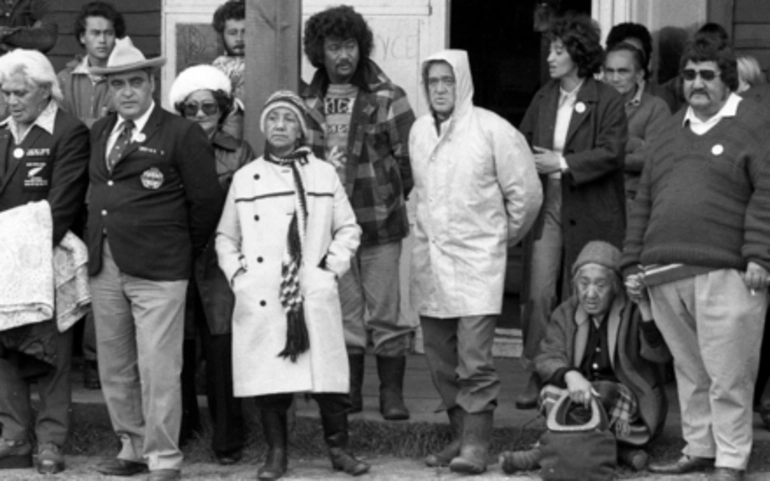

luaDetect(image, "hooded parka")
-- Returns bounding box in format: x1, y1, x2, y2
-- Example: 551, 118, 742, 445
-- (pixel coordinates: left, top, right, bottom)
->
216, 154, 361, 397
409, 50, 543, 318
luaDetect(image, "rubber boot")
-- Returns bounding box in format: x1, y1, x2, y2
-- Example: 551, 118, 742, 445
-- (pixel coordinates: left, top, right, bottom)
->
425, 407, 464, 467
515, 372, 541, 410
449, 411, 493, 474
320, 410, 370, 476
257, 409, 288, 480
376, 355, 410, 420
348, 354, 365, 413
499, 447, 541, 474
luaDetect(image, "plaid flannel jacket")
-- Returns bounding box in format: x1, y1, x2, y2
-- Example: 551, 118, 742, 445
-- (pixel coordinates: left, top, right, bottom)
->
302, 59, 415, 247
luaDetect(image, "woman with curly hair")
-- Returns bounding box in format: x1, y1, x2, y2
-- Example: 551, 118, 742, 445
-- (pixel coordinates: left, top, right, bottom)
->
168, 64, 255, 464
516, 14, 628, 411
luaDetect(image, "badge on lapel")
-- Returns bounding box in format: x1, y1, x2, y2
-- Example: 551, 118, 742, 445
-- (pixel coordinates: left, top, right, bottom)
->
141, 167, 164, 189
13, 147, 24, 159
135, 132, 146, 143
575, 101, 586, 114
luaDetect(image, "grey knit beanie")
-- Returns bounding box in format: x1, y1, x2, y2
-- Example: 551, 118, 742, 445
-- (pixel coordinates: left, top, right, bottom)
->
572, 241, 621, 277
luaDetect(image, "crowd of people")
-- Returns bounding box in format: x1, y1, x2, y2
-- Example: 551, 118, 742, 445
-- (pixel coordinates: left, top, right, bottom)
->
0, 2, 768, 481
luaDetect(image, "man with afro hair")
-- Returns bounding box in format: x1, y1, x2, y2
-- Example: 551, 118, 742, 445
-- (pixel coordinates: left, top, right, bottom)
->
302, 5, 416, 422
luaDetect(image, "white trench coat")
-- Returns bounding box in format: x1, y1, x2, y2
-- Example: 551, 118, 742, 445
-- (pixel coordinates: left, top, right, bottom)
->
216, 153, 360, 397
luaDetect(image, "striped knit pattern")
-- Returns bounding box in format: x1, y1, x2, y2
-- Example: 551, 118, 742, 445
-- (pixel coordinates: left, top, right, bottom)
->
265, 146, 311, 362
622, 101, 770, 274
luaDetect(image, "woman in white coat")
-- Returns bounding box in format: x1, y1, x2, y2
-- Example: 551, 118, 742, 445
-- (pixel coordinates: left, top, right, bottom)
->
215, 90, 367, 480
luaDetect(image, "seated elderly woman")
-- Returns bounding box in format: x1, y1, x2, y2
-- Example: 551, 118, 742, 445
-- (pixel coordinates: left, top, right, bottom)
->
500, 241, 670, 473
168, 64, 255, 464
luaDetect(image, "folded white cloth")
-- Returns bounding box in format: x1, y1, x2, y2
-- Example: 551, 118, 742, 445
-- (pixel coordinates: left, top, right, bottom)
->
0, 201, 90, 333
54, 231, 90, 332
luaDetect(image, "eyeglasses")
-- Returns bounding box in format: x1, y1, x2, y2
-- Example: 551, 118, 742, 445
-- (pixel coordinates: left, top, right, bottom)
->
183, 101, 219, 117
681, 68, 720, 81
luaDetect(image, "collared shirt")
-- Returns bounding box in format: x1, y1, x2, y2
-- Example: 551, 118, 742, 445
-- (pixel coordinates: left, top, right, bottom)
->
551, 79, 583, 178
71, 55, 105, 86
105, 101, 154, 155
4, 100, 57, 144
626, 82, 645, 109
683, 92, 741, 135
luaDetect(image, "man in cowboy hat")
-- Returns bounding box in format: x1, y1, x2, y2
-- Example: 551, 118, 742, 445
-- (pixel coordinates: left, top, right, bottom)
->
87, 37, 223, 481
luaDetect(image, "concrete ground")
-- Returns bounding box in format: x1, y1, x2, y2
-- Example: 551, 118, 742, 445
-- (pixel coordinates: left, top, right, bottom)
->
8, 354, 770, 479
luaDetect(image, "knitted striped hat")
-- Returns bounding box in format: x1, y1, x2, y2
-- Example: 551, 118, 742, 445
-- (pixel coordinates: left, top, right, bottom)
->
260, 90, 308, 139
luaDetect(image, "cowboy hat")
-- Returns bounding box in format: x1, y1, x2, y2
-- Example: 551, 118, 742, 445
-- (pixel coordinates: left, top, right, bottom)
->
89, 36, 166, 76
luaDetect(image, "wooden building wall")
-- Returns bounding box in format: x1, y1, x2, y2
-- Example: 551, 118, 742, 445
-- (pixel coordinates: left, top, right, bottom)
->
47, 0, 161, 73
710, 0, 770, 73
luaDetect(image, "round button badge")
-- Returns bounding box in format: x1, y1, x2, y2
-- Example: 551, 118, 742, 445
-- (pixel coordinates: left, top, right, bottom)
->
712, 144, 724, 156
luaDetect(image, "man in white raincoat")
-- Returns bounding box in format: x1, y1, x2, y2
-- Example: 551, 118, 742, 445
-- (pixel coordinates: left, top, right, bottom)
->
409, 49, 543, 474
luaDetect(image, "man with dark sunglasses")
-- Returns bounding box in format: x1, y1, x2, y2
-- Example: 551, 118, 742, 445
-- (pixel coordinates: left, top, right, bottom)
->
622, 37, 770, 481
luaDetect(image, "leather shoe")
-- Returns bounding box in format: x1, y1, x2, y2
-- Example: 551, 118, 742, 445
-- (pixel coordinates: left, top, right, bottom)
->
0, 438, 32, 469
34, 443, 64, 474
215, 448, 242, 465
710, 467, 744, 481
648, 454, 714, 474
95, 458, 148, 476
148, 469, 181, 481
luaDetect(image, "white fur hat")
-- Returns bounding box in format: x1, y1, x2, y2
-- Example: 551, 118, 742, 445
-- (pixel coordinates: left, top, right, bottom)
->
168, 64, 232, 108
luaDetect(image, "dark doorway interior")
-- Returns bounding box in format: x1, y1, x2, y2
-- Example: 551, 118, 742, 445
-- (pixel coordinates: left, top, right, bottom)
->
449, 0, 591, 128
448, 0, 590, 330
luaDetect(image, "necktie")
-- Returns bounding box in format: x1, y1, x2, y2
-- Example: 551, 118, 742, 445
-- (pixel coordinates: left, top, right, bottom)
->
107, 120, 135, 171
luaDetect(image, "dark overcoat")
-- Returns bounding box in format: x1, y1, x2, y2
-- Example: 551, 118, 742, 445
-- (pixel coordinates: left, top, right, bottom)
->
186, 130, 254, 336
519, 77, 627, 299
88, 105, 224, 281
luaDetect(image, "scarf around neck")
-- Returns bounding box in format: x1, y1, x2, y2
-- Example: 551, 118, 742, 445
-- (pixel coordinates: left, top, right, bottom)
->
265, 145, 311, 362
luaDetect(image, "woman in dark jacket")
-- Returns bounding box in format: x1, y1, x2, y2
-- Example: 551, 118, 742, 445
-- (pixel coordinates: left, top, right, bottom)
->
168, 64, 255, 464
516, 14, 628, 409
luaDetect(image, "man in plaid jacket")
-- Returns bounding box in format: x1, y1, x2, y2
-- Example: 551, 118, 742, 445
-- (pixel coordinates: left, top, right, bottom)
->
302, 5, 415, 421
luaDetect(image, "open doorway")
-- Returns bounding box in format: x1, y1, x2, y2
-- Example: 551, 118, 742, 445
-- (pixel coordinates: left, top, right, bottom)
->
448, 0, 590, 331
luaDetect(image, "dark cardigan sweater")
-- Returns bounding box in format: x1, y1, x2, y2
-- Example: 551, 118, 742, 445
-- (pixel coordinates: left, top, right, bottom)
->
622, 99, 770, 275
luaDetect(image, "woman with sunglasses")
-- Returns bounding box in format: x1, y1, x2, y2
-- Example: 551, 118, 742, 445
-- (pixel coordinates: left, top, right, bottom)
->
216, 90, 367, 479
516, 14, 628, 414
168, 64, 255, 464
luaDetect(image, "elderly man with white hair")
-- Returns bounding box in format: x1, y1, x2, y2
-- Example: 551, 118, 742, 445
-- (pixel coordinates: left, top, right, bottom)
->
0, 49, 90, 474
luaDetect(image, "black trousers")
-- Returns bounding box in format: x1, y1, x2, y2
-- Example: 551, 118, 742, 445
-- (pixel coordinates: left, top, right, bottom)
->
181, 281, 244, 454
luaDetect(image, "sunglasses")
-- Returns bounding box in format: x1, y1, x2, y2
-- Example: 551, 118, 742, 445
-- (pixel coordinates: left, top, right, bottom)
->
183, 101, 219, 117
681, 69, 720, 81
